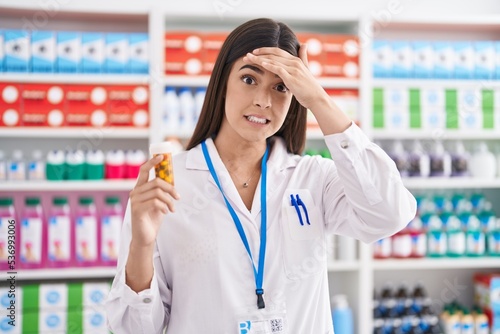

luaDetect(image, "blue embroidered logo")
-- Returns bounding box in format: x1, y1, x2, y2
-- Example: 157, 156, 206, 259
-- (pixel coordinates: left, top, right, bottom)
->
239, 321, 251, 334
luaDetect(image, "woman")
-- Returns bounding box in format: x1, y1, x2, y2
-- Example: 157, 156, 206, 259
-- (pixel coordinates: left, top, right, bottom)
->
105, 18, 416, 333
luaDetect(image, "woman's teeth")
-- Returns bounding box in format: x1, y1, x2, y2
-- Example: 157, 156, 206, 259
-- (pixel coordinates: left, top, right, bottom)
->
246, 115, 268, 124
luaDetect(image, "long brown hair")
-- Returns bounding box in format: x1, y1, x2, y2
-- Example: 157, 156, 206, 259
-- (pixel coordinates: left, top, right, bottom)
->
186, 18, 307, 154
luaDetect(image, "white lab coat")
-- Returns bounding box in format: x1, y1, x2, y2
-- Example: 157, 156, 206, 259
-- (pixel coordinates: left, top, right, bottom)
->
105, 123, 416, 334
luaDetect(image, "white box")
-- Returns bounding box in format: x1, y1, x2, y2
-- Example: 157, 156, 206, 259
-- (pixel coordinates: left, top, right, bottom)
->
475, 41, 495, 80
454, 41, 475, 79
391, 41, 413, 78
458, 106, 483, 130
83, 305, 108, 333
4, 30, 30, 72
0, 31, 4, 72
0, 314, 21, 334
39, 284, 67, 310
385, 107, 409, 130
433, 42, 454, 79
412, 41, 434, 78
82, 282, 110, 306
56, 31, 81, 73
31, 30, 56, 73
128, 33, 148, 74
105, 33, 128, 73
384, 88, 409, 108
372, 40, 393, 78
421, 88, 445, 108
422, 108, 446, 130
458, 88, 482, 112
82, 32, 104, 73
39, 310, 66, 333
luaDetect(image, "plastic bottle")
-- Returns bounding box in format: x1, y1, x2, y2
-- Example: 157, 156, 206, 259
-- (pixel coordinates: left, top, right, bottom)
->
469, 141, 497, 179
8, 149, 26, 180
85, 149, 105, 180
194, 87, 206, 122
163, 86, 181, 135
125, 149, 146, 179
75, 196, 99, 267
487, 218, 500, 256
388, 140, 409, 177
46, 150, 66, 181
407, 140, 430, 177
331, 294, 354, 334
373, 237, 392, 259
0, 197, 16, 271
460, 308, 474, 334
178, 87, 196, 133
101, 196, 123, 266
450, 140, 469, 177
19, 197, 45, 269
407, 216, 426, 258
463, 204, 485, 257
474, 308, 490, 334
105, 149, 126, 179
337, 236, 356, 261
28, 149, 46, 181
0, 150, 7, 180
443, 308, 461, 334
391, 224, 412, 258
66, 150, 85, 180
429, 141, 451, 177
446, 207, 466, 257
47, 196, 72, 268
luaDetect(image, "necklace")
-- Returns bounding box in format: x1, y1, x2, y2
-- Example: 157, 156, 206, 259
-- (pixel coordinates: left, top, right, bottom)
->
228, 168, 260, 188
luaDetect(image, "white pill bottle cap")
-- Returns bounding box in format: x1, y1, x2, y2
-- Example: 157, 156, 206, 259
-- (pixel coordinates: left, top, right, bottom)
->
149, 141, 174, 156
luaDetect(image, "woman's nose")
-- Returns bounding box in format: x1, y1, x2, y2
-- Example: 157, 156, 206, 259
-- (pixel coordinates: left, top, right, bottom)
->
253, 89, 272, 109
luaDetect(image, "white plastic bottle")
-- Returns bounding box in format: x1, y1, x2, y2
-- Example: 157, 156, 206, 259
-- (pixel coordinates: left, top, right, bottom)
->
194, 87, 206, 122
178, 87, 196, 133
28, 149, 46, 181
162, 86, 180, 135
8, 150, 26, 181
337, 236, 356, 261
429, 141, 451, 177
388, 140, 409, 177
407, 140, 430, 177
469, 141, 497, 179
0, 150, 6, 180
450, 140, 469, 177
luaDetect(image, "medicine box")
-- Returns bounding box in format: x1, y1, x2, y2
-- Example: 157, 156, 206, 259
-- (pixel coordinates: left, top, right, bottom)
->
57, 31, 81, 73
412, 41, 434, 78
433, 42, 454, 79
495, 41, 500, 80
0, 30, 4, 72
474, 41, 495, 80
373, 40, 393, 78
65, 85, 108, 127
323, 35, 360, 78
165, 31, 203, 75
202, 32, 227, 75
128, 33, 148, 74
31, 30, 56, 73
4, 30, 30, 72
107, 85, 149, 127
0, 83, 22, 127
454, 41, 475, 79
392, 41, 413, 78
105, 33, 128, 73
81, 32, 104, 73
296, 33, 325, 78
22, 84, 65, 127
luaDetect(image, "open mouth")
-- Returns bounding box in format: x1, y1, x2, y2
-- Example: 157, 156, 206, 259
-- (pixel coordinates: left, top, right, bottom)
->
245, 115, 270, 124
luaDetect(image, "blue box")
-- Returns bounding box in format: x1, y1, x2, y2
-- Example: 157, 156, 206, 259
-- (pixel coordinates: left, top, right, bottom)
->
372, 40, 393, 78
433, 42, 454, 79
392, 41, 413, 78
0, 30, 3, 72
31, 30, 56, 73
128, 33, 148, 74
496, 42, 500, 80
474, 41, 495, 80
454, 41, 475, 79
105, 33, 128, 73
82, 32, 104, 73
4, 30, 30, 72
56, 31, 81, 73
412, 41, 434, 78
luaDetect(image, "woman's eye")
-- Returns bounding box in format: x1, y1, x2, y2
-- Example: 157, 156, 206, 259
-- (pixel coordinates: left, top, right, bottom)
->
242, 75, 255, 85
275, 84, 288, 93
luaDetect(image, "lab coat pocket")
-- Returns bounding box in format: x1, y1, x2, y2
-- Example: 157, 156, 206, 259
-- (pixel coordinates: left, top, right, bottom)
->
281, 189, 325, 279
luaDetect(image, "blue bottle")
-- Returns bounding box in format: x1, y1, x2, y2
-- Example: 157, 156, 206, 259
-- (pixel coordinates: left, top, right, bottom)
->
332, 294, 354, 334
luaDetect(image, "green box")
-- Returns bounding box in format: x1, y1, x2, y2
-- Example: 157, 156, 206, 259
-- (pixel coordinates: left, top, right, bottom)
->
446, 107, 459, 129
373, 112, 384, 128
373, 88, 384, 107
482, 89, 494, 109
483, 112, 494, 129
409, 88, 420, 107
409, 112, 422, 129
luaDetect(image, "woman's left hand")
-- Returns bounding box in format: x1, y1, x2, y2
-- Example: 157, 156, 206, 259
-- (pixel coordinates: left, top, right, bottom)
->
243, 45, 328, 111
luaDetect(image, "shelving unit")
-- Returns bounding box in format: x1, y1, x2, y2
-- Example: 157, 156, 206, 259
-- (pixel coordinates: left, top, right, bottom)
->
1, 2, 499, 333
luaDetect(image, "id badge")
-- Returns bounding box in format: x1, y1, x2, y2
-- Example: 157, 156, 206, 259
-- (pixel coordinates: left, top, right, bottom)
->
236, 303, 287, 334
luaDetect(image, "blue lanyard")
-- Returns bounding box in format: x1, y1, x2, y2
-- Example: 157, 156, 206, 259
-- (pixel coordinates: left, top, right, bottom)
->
201, 139, 269, 309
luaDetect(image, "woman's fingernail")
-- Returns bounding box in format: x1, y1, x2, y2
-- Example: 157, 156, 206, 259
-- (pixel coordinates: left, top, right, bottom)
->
253, 49, 259, 54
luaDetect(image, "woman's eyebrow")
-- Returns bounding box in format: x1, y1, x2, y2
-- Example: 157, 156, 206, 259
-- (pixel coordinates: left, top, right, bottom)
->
239, 64, 279, 78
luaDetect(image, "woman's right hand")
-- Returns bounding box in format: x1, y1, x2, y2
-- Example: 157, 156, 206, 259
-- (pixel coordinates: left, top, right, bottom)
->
129, 155, 180, 248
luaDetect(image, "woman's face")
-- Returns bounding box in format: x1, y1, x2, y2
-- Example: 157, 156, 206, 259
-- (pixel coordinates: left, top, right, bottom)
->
219, 57, 293, 144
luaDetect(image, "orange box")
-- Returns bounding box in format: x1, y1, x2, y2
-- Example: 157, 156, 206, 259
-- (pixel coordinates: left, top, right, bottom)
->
165, 31, 203, 75
323, 35, 360, 78
22, 84, 65, 127
296, 32, 325, 78
0, 83, 22, 127
107, 85, 149, 127
202, 32, 228, 75
65, 85, 108, 127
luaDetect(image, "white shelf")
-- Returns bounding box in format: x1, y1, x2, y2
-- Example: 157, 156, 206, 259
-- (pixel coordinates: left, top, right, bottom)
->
371, 129, 500, 140
403, 177, 500, 189
0, 0, 151, 15
0, 180, 136, 192
10, 267, 116, 280
327, 260, 360, 272
373, 257, 500, 271
318, 78, 359, 89
0, 73, 150, 85
373, 78, 500, 89
0, 127, 149, 139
